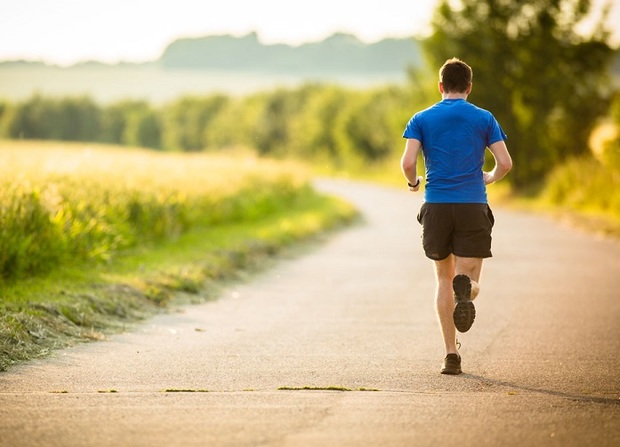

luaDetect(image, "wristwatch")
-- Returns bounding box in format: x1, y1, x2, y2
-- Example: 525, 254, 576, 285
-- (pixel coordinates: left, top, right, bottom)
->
408, 178, 421, 188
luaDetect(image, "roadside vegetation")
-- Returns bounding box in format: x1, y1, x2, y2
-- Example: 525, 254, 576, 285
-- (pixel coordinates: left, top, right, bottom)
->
537, 100, 620, 238
0, 141, 357, 371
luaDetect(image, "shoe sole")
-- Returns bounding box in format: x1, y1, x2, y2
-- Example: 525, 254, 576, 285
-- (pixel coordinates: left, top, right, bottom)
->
453, 274, 475, 333
440, 367, 462, 375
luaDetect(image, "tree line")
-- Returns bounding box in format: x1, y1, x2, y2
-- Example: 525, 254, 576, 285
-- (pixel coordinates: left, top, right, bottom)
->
0, 83, 419, 169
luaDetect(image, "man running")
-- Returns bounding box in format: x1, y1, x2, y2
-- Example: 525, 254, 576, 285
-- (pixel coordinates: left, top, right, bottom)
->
401, 57, 513, 375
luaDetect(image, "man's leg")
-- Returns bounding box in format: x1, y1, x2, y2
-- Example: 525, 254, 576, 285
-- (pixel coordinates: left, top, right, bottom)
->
433, 255, 458, 355
454, 256, 483, 300
452, 256, 484, 332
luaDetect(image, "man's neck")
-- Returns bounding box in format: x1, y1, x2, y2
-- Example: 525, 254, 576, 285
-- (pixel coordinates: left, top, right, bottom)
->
442, 92, 468, 100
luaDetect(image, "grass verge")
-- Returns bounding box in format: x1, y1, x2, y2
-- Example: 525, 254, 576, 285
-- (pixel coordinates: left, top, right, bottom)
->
0, 191, 358, 371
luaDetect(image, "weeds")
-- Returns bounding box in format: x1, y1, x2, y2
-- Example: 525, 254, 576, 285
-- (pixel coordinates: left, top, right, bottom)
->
164, 389, 209, 393
277, 386, 380, 392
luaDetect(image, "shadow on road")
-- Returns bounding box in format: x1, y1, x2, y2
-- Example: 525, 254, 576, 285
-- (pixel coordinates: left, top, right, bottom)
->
462, 374, 620, 406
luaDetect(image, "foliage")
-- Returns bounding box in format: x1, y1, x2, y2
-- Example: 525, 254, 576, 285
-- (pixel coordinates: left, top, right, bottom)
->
1, 95, 102, 141
344, 87, 408, 162
287, 85, 347, 166
161, 95, 229, 151
543, 154, 620, 214
539, 153, 620, 238
602, 91, 620, 169
122, 102, 162, 149
0, 82, 426, 171
423, 0, 616, 186
0, 141, 312, 281
251, 87, 308, 156
538, 90, 620, 233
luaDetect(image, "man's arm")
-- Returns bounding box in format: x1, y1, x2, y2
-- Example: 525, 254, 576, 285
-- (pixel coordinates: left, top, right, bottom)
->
401, 138, 423, 191
484, 140, 513, 185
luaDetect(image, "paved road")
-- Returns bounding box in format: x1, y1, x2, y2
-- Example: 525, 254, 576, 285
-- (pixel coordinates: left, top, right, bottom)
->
1, 179, 619, 447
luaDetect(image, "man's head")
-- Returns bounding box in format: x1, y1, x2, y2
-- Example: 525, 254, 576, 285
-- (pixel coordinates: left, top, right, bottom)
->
439, 58, 472, 94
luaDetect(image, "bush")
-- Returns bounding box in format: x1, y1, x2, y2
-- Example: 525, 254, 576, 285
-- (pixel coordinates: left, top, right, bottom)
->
542, 155, 620, 217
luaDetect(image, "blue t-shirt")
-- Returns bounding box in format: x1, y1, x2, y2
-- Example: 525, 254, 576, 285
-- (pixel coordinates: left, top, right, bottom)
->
403, 99, 507, 203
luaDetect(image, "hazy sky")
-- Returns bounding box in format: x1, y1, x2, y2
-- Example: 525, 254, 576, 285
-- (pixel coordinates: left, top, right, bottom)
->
1, 0, 618, 66
0, 0, 439, 65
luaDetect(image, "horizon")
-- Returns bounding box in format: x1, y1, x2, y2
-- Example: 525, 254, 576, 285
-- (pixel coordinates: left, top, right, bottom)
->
0, 0, 439, 67
0, 31, 422, 67
2, 0, 618, 67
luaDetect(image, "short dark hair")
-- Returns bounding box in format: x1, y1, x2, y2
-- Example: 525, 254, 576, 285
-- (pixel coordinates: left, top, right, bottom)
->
439, 58, 472, 93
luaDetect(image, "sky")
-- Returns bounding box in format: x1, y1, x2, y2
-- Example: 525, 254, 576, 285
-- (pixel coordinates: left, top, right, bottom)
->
1, 0, 618, 66
0, 0, 439, 65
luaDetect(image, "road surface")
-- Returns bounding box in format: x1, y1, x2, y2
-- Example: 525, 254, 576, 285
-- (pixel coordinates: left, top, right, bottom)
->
1, 179, 619, 447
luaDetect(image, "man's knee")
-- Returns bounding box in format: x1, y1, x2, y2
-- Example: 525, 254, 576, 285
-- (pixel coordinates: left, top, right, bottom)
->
434, 255, 455, 281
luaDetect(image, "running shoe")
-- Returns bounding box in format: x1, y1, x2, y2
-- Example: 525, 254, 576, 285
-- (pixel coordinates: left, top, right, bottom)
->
453, 274, 476, 333
440, 353, 462, 375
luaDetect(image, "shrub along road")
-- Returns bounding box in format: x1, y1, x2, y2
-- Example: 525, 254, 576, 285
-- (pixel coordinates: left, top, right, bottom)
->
0, 179, 618, 447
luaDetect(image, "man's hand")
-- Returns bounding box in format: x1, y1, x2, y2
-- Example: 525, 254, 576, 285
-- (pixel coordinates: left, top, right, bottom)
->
483, 172, 494, 185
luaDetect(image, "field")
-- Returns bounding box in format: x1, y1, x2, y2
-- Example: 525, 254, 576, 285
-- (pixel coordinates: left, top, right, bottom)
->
0, 141, 357, 370
0, 64, 405, 104
0, 140, 317, 278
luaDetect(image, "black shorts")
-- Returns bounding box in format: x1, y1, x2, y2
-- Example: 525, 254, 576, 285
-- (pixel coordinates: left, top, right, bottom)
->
417, 203, 495, 260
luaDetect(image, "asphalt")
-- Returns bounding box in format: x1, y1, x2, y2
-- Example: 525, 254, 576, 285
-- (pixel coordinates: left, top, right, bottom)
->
1, 178, 619, 447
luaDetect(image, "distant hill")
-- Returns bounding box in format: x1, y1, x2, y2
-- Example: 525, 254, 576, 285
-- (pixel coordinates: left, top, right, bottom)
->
158, 32, 423, 73
0, 32, 423, 74
0, 33, 421, 103
0, 33, 423, 103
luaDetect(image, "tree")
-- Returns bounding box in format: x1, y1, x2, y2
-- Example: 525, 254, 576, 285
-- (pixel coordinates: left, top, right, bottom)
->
100, 100, 142, 145
56, 97, 101, 141
343, 86, 410, 163
423, 0, 615, 186
251, 86, 316, 157
162, 96, 229, 152
288, 85, 349, 163
4, 95, 56, 139
123, 106, 162, 150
